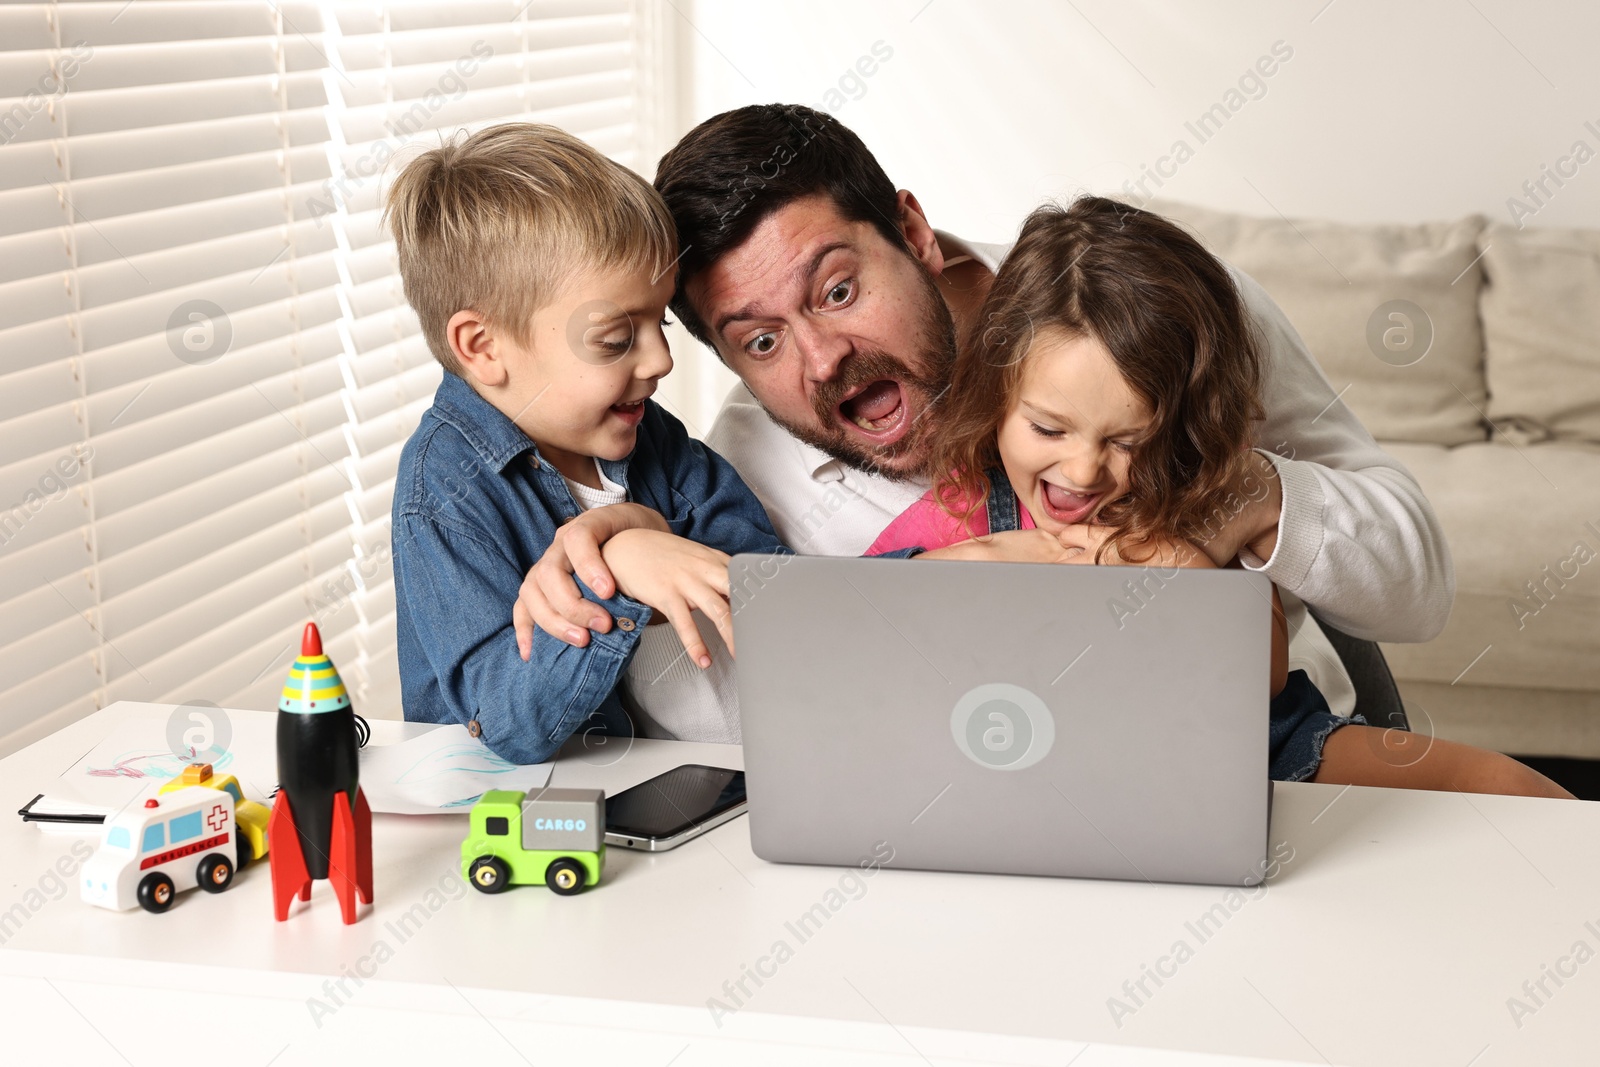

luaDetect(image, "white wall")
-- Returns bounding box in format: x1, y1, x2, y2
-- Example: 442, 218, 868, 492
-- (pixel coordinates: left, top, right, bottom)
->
679, 0, 1600, 235
658, 0, 1600, 428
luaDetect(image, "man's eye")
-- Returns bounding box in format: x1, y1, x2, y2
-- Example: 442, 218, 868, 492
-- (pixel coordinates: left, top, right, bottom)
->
1028, 422, 1063, 439
660, 316, 674, 328
746, 332, 779, 357
1112, 440, 1135, 454
823, 280, 854, 306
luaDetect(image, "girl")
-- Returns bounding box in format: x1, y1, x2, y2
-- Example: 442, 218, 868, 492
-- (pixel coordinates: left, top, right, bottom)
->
872, 196, 1570, 798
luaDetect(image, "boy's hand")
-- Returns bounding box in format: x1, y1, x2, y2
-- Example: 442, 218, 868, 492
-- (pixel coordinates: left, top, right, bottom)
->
920, 528, 1090, 564
601, 529, 733, 669
514, 503, 669, 660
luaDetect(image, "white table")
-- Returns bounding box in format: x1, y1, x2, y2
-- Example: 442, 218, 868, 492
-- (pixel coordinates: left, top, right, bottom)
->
3, 701, 1597, 1066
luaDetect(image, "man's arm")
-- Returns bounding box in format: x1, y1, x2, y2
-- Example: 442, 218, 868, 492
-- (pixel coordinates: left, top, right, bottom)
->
1224, 268, 1455, 643
397, 511, 648, 764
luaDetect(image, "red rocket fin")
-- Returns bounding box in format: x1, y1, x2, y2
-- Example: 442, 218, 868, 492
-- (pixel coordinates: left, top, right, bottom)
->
354, 787, 373, 905
328, 794, 356, 924
268, 791, 311, 921
328, 790, 372, 924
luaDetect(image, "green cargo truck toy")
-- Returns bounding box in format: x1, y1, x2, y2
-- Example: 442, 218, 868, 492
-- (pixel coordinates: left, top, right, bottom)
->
461, 788, 605, 896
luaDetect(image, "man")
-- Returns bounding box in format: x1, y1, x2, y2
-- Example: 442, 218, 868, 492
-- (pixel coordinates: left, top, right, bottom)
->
516, 104, 1453, 694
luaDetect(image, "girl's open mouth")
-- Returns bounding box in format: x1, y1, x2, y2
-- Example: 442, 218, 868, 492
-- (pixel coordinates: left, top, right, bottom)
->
836, 379, 909, 443
1039, 480, 1102, 525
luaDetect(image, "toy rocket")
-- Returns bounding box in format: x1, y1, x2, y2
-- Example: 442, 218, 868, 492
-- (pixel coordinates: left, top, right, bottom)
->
268, 622, 373, 924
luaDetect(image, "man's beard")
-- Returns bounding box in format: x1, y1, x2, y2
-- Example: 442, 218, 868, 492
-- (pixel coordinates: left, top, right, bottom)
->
762, 266, 957, 483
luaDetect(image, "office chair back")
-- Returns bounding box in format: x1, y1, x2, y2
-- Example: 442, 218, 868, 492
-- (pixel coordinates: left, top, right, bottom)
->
1315, 618, 1410, 733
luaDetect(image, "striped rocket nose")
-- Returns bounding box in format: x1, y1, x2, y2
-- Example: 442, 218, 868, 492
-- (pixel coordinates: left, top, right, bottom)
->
278, 643, 351, 714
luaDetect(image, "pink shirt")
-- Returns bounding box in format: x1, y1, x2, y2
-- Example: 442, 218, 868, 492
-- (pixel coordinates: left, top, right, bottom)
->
867, 487, 1036, 555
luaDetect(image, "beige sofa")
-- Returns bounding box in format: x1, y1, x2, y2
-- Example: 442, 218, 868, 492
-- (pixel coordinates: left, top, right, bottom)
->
1150, 200, 1600, 758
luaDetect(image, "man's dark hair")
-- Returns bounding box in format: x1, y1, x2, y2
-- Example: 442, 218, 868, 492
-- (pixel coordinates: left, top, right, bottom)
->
654, 104, 906, 344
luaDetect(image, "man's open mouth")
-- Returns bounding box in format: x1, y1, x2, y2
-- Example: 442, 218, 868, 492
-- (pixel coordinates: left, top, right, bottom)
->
836, 379, 909, 443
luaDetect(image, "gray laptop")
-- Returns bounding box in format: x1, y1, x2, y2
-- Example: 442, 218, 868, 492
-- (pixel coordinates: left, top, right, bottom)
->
730, 554, 1274, 887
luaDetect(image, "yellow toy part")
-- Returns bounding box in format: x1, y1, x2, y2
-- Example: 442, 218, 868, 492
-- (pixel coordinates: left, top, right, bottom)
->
160, 763, 270, 863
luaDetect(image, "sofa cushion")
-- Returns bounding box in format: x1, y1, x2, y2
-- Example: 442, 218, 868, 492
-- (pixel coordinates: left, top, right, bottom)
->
1380, 441, 1600, 694
1480, 223, 1600, 445
1148, 200, 1490, 447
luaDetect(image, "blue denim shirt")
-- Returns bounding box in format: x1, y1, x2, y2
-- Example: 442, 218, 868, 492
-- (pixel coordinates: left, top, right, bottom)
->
392, 372, 791, 764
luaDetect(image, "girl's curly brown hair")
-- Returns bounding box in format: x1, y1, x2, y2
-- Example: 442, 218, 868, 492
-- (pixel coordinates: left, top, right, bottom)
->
930, 196, 1266, 562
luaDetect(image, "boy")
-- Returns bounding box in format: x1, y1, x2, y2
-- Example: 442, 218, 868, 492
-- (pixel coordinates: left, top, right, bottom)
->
384, 123, 790, 764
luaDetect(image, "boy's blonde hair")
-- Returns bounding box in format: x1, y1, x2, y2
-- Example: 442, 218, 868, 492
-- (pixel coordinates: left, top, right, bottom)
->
384, 123, 677, 375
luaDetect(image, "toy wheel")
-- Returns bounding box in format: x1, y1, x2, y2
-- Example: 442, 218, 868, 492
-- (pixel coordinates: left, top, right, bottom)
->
137, 872, 176, 913
198, 853, 233, 893
236, 834, 251, 870
468, 856, 511, 894
545, 857, 586, 896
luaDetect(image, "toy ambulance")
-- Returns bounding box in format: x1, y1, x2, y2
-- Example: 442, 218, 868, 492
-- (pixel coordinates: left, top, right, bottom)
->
81, 786, 244, 912
461, 788, 605, 896
158, 762, 269, 866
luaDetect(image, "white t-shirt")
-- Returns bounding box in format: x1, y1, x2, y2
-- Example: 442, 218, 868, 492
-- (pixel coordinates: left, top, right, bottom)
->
701, 233, 1461, 720
557, 459, 742, 743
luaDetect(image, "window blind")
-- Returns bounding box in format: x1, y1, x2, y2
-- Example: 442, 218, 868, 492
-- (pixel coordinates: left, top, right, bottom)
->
0, 0, 674, 754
